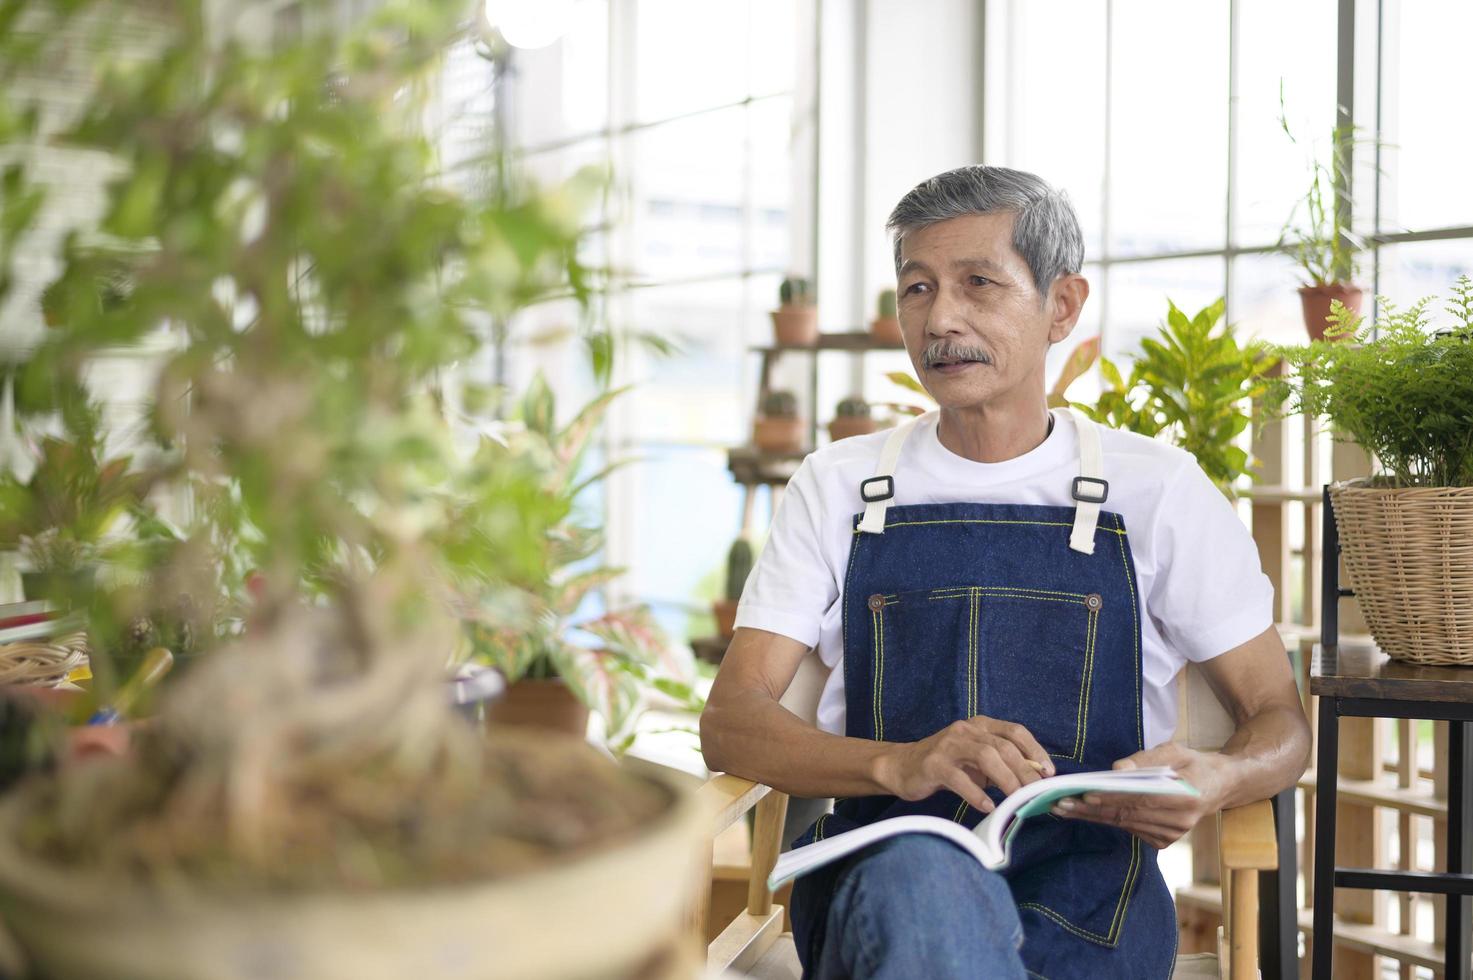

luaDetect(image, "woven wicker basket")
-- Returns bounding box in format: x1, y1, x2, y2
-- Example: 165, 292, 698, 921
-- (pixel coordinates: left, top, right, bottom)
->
1329, 480, 1473, 666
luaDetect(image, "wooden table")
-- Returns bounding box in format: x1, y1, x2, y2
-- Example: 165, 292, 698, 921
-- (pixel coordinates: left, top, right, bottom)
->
1311, 488, 1473, 980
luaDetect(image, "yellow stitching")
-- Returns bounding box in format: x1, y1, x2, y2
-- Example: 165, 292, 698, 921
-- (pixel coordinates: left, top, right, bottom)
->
1077, 609, 1098, 758
1107, 837, 1143, 943
1078, 613, 1090, 754
872, 607, 883, 736
815, 813, 830, 841
871, 607, 882, 741
1018, 836, 1141, 947
953, 799, 969, 823
1113, 512, 1143, 748
969, 587, 979, 719
929, 585, 1088, 600
852, 519, 1129, 534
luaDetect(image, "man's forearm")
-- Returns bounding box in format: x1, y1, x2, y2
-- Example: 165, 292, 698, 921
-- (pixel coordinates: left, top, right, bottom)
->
1213, 703, 1312, 809
700, 688, 896, 799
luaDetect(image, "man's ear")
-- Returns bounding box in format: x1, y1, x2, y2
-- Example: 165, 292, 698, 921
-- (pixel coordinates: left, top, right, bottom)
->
1046, 273, 1090, 344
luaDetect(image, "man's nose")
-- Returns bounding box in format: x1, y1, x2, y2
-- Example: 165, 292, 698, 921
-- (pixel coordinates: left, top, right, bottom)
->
925, 283, 970, 338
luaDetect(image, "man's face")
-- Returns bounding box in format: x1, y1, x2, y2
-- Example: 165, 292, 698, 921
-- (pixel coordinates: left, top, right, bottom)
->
896, 212, 1078, 411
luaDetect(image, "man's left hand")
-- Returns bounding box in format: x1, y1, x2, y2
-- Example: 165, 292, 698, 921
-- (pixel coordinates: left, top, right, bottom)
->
1050, 742, 1225, 849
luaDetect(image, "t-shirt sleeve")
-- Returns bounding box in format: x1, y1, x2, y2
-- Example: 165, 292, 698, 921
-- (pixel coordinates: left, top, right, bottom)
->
733, 458, 838, 649
1146, 459, 1276, 663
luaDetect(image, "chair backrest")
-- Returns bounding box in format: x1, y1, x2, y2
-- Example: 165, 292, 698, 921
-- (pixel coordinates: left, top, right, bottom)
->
778, 650, 1237, 752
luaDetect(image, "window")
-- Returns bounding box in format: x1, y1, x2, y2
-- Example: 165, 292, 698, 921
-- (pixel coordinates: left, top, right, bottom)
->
984, 0, 1472, 361
485, 0, 805, 640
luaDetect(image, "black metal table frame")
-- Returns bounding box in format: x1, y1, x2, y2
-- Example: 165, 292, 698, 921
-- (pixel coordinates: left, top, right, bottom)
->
1311, 486, 1473, 980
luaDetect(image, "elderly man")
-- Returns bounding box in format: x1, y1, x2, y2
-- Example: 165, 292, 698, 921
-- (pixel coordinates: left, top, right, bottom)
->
699, 165, 1311, 979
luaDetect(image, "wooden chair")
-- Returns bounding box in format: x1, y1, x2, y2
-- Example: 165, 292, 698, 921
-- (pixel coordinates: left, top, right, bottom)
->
696, 650, 1280, 980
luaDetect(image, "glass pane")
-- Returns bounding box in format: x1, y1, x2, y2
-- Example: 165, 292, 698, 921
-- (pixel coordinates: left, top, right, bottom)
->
748, 0, 797, 97
1103, 257, 1227, 364
635, 0, 749, 122
627, 107, 746, 281
624, 278, 748, 444
1375, 240, 1473, 333
749, 97, 794, 273
1384, 2, 1473, 231
998, 0, 1107, 257
1233, 0, 1337, 247
506, 0, 610, 148
615, 444, 744, 618
1230, 251, 1315, 346
1108, 1, 1230, 256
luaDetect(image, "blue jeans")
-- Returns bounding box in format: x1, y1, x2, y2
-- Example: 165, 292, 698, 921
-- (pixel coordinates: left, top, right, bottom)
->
795, 835, 1027, 980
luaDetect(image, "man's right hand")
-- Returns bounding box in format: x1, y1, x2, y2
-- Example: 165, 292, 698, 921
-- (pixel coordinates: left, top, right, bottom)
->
872, 717, 1055, 814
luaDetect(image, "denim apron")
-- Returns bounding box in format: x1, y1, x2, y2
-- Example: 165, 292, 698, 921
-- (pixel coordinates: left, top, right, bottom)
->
789, 409, 1177, 980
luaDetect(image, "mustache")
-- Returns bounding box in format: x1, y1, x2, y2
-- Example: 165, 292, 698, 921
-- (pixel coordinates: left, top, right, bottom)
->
922, 340, 993, 369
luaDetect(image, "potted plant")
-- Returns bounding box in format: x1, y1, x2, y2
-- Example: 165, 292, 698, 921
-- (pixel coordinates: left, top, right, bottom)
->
828, 395, 878, 441
753, 389, 804, 454
1270, 278, 1473, 665
471, 378, 700, 746
1279, 121, 1366, 340
0, 412, 144, 605
711, 537, 752, 639
870, 288, 901, 345
0, 4, 703, 978
1078, 300, 1276, 495
771, 275, 819, 346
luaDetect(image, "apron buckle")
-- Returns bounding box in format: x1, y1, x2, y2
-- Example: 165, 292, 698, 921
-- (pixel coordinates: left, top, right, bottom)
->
1072, 475, 1109, 504
860, 475, 895, 503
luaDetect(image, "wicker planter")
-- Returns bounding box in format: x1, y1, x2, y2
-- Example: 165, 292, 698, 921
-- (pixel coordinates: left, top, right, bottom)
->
0, 765, 701, 980
1329, 480, 1473, 665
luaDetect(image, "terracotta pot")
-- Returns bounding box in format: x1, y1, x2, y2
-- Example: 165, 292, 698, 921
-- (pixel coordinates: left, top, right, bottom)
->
828, 416, 878, 442
1298, 282, 1364, 341
753, 416, 804, 454
484, 677, 589, 738
869, 316, 902, 346
712, 599, 737, 638
770, 306, 819, 346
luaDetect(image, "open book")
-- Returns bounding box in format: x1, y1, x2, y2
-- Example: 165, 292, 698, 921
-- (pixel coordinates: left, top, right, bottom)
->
768, 766, 1197, 891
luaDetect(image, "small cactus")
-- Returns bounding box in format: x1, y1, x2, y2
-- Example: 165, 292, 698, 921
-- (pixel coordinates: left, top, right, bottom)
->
779, 276, 813, 307
724, 538, 754, 602
760, 389, 799, 418
876, 288, 897, 319
835, 396, 871, 418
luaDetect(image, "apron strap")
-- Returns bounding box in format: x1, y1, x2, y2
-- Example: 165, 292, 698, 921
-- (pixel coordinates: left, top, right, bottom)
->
856, 408, 1108, 548
1066, 407, 1109, 555
855, 412, 929, 534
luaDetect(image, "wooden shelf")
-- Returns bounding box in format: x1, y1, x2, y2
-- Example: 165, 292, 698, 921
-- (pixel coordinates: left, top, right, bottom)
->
1241, 485, 1325, 504
1177, 882, 1442, 971
1298, 770, 1448, 819
751, 332, 905, 354
727, 446, 806, 486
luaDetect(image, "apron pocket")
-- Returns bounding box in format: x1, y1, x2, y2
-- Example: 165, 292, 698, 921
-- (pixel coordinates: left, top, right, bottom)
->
1007, 817, 1147, 949
972, 588, 1099, 761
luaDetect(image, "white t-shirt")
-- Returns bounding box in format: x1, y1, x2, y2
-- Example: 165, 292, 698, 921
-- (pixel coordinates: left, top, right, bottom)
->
734, 409, 1274, 749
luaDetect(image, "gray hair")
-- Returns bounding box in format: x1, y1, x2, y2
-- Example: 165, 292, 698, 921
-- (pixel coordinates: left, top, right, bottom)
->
886, 166, 1085, 295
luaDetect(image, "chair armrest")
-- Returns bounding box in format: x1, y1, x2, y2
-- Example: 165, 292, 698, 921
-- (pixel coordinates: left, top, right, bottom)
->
1218, 798, 1277, 871
696, 773, 770, 836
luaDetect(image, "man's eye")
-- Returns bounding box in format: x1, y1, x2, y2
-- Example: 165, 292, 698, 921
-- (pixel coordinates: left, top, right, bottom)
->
969, 275, 991, 287
903, 282, 929, 295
